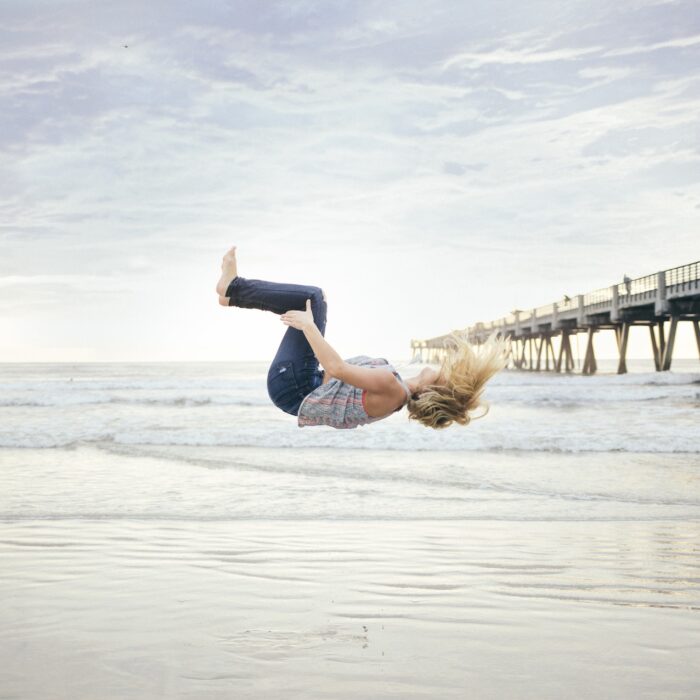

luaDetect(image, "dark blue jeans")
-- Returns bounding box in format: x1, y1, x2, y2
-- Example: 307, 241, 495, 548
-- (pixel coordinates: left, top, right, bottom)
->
225, 276, 328, 415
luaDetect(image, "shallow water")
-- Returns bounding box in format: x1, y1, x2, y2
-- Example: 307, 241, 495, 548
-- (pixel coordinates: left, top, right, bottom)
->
1, 361, 699, 698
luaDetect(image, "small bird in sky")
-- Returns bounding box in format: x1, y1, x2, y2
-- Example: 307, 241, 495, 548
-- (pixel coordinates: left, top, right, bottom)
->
123, 44, 128, 48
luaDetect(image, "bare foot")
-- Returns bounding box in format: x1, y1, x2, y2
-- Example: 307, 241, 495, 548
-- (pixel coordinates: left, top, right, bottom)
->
216, 246, 238, 297
218, 295, 230, 306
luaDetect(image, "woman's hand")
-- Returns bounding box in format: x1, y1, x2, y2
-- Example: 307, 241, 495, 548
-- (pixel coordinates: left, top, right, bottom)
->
280, 299, 315, 331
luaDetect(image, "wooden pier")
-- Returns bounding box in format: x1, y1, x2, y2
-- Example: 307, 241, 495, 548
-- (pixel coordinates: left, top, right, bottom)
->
410, 261, 700, 374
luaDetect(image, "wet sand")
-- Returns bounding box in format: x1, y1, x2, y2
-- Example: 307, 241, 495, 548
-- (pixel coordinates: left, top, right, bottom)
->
1, 445, 699, 699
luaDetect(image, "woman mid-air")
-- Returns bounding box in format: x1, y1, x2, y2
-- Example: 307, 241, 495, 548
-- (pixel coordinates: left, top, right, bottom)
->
216, 247, 507, 430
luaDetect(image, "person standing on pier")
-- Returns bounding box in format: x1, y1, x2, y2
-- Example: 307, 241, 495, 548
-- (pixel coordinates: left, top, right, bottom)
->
623, 274, 632, 295
216, 247, 508, 430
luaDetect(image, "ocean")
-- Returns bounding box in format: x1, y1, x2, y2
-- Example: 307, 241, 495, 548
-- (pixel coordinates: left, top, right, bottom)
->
1, 359, 699, 698
1, 358, 698, 454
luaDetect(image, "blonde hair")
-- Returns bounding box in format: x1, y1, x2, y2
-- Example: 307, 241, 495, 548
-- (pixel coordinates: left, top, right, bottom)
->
407, 332, 509, 430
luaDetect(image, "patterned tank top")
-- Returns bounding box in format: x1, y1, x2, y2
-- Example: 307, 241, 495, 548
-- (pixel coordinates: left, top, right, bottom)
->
297, 355, 411, 429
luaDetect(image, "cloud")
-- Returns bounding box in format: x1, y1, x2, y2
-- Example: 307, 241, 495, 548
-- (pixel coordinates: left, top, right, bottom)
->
442, 44, 603, 70
578, 66, 634, 81
442, 30, 700, 72
604, 32, 700, 57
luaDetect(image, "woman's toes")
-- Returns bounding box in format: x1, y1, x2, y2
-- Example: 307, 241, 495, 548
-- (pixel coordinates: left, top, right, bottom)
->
218, 295, 230, 307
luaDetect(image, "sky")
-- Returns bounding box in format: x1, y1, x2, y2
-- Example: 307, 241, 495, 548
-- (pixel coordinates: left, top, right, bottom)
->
1, 0, 699, 363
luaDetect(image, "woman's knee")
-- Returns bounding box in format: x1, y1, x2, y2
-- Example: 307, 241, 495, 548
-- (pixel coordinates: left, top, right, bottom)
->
307, 286, 325, 304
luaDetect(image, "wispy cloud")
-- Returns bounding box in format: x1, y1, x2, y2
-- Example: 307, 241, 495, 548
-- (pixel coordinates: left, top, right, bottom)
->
605, 32, 700, 56
578, 66, 635, 81
442, 44, 602, 70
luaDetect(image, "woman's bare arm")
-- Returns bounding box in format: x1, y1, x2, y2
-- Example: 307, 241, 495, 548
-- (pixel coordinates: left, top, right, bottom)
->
331, 362, 397, 393
301, 323, 344, 374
